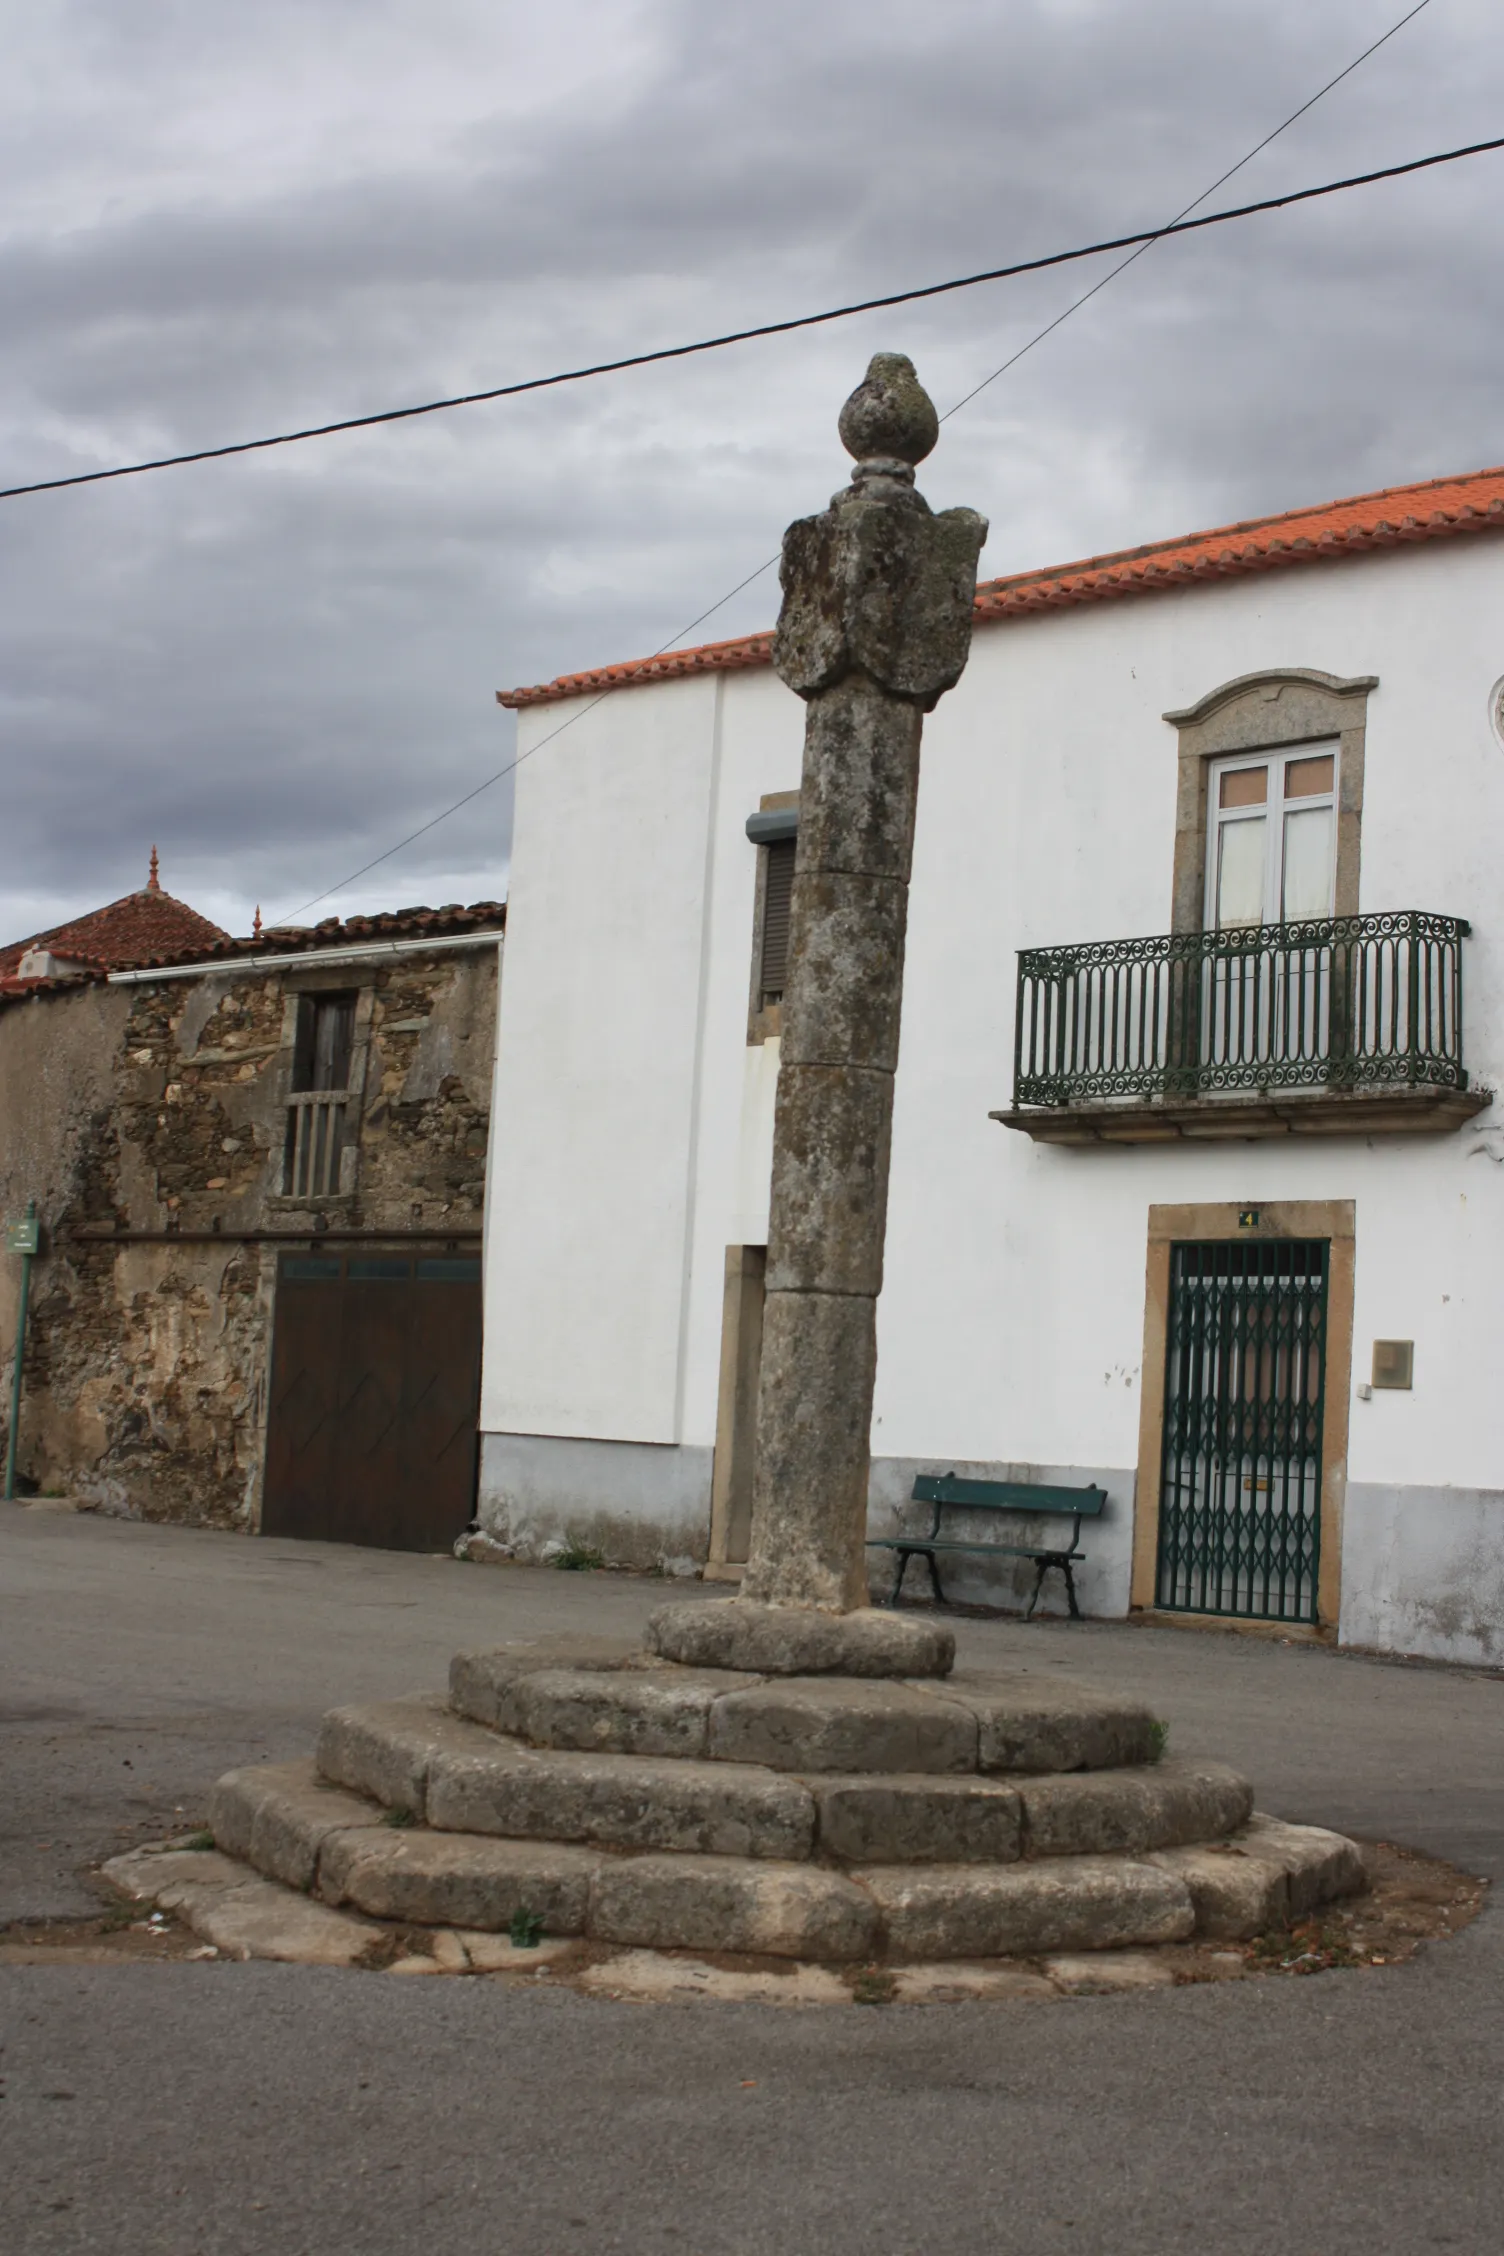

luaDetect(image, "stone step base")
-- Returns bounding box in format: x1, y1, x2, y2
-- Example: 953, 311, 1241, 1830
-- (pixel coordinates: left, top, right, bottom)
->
207, 1758, 1362, 1959
100, 1845, 1359, 2004
449, 1641, 1162, 1775
307, 1697, 1252, 1864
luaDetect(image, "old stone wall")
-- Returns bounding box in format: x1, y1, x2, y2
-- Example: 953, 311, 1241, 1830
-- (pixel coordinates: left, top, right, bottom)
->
0, 942, 499, 1526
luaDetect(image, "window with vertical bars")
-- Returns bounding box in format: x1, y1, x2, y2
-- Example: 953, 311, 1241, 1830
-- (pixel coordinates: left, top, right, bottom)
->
759, 837, 796, 1003
285, 991, 358, 1198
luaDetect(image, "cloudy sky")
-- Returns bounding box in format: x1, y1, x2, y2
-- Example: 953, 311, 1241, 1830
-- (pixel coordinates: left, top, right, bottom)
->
1, 0, 1500, 944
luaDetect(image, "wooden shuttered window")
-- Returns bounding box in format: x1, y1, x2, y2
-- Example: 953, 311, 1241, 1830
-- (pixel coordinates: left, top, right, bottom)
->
291, 992, 357, 1093
759, 836, 796, 1002
285, 991, 358, 1199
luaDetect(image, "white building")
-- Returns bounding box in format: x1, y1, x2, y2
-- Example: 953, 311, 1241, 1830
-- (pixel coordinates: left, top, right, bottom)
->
480, 463, 1504, 1668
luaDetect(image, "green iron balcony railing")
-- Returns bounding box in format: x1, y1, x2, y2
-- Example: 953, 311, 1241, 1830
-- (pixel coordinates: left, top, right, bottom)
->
1012, 911, 1470, 1110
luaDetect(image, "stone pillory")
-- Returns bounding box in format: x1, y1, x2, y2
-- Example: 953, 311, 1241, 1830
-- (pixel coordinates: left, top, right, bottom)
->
652, 352, 986, 1673
188, 360, 1370, 1971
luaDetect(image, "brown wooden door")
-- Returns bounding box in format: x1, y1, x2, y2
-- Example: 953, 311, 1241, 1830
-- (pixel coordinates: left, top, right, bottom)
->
262, 1251, 482, 1551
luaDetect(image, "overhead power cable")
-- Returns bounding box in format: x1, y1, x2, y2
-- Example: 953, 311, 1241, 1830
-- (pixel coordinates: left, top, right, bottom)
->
275, 5, 1453, 921
7, 131, 1500, 507
273, 554, 779, 919
944, 0, 1435, 417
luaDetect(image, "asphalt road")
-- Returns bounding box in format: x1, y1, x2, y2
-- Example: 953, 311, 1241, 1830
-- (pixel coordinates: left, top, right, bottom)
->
4, 1504, 1502, 2255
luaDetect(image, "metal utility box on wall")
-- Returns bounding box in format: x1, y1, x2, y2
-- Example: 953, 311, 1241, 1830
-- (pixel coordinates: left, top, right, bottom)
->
1371, 1339, 1414, 1390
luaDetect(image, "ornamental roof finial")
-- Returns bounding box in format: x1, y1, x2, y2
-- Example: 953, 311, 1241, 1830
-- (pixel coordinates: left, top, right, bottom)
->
147, 846, 161, 892
252, 905, 263, 939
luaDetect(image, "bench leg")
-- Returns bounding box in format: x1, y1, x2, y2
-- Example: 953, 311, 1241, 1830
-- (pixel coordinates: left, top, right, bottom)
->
887, 1549, 912, 1608
1024, 1556, 1082, 1621
927, 1552, 948, 1607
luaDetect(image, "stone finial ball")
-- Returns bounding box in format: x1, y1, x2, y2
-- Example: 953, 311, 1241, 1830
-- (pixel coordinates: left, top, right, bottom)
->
837, 353, 940, 467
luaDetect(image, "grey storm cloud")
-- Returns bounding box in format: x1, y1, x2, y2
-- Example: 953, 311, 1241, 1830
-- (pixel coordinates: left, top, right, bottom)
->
0, 0, 1500, 941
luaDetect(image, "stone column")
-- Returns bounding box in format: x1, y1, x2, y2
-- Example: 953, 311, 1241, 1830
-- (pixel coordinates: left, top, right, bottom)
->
738, 356, 987, 1614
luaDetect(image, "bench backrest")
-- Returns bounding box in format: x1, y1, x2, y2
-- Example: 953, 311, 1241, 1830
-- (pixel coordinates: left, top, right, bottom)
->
911, 1473, 1108, 1519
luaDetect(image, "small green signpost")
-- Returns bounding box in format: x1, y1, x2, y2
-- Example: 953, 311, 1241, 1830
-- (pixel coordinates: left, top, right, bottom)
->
4, 1199, 38, 1501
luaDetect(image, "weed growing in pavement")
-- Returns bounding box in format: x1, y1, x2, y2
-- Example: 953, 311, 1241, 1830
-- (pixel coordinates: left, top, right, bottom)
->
1245, 1918, 1369, 1975
179, 1830, 217, 1851
509, 1907, 544, 1948
850, 1967, 898, 2005
551, 1543, 608, 1572
1147, 1720, 1170, 1762
382, 1807, 417, 1829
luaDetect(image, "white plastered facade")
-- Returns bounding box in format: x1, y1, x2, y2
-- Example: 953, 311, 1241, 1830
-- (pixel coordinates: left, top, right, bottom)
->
480, 528, 1504, 1663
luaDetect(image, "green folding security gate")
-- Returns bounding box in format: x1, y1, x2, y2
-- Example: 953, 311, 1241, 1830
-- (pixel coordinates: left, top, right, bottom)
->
1156, 1238, 1329, 1622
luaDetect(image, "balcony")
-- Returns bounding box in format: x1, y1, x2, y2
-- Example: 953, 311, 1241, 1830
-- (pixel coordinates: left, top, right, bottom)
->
992, 911, 1490, 1145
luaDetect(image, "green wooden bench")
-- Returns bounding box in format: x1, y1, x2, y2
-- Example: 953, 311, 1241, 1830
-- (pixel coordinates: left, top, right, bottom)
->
869, 1472, 1109, 1618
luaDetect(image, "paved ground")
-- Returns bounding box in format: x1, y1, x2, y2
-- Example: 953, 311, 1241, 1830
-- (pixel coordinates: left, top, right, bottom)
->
4, 1503, 1502, 2254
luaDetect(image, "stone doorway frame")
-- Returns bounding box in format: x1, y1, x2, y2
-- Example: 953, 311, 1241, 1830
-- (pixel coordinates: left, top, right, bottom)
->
1129, 1199, 1355, 1633
705, 1244, 767, 1581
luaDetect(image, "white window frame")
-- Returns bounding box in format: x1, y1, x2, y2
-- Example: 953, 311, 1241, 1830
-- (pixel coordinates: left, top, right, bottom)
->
1205, 741, 1340, 931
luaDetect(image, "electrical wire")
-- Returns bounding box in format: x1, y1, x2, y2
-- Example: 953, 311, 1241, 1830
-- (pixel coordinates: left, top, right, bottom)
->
276, 7, 1459, 921
5, 130, 1497, 507
274, 554, 778, 920
943, 0, 1435, 417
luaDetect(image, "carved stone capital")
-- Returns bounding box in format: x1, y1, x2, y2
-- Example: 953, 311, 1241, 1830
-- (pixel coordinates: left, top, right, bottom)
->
774, 486, 988, 708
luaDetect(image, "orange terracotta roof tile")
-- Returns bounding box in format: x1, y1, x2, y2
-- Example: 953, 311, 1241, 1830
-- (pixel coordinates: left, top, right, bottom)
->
121, 898, 506, 972
0, 885, 229, 981
0, 900, 507, 1013
498, 463, 1504, 709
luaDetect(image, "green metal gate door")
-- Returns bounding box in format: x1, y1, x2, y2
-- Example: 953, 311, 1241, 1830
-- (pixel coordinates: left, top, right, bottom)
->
1156, 1238, 1329, 1622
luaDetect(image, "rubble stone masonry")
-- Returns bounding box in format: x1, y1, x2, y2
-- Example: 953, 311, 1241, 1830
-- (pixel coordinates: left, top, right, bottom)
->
0, 942, 498, 1527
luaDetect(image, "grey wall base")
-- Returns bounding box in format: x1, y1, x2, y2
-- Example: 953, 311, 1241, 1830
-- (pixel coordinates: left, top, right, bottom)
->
477, 1432, 1135, 1616
477, 1433, 715, 1574
1340, 1482, 1504, 1669
478, 1437, 1504, 1666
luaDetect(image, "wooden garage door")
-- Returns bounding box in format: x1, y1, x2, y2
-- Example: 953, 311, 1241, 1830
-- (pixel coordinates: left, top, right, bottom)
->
262, 1251, 482, 1552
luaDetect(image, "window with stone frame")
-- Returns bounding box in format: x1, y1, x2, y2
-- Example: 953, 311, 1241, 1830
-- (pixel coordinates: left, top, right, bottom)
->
284, 991, 358, 1198
1163, 669, 1373, 935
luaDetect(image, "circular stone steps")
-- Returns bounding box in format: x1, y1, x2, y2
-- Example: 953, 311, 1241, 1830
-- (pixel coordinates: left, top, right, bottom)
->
308, 1695, 1251, 1864
208, 1757, 1361, 1959
446, 1641, 1163, 1775
203, 1633, 1367, 1963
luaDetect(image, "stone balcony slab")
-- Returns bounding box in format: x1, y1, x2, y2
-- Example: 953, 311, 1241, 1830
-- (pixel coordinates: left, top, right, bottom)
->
993, 1088, 1488, 1146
